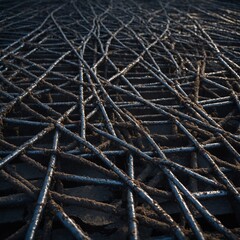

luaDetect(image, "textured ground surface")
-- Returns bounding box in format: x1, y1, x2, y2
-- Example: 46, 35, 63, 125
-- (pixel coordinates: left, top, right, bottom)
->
0, 0, 240, 239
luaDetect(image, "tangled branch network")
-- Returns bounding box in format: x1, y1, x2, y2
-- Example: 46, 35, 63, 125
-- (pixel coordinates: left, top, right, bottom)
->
0, 0, 240, 239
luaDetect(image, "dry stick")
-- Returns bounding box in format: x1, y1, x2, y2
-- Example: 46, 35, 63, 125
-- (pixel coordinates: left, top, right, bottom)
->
2, 165, 118, 213
0, 102, 77, 168
116, 83, 240, 201
52, 12, 228, 189
171, 9, 240, 116
26, 8, 107, 238
100, 84, 233, 187
127, 155, 139, 240
0, 4, 63, 60
1, 1, 238, 238
85, 19, 138, 122
51, 12, 226, 239
105, 11, 240, 154
99, 15, 239, 138
88, 113, 236, 239
0, 2, 99, 162
0, 139, 122, 187
126, 23, 238, 148
0, 82, 54, 123
0, 49, 72, 119
115, 115, 204, 239
194, 61, 201, 103
0, 168, 90, 240
85, 93, 237, 236
0, 35, 61, 122
1, 33, 50, 79
164, 168, 237, 240
188, 13, 240, 79
25, 131, 59, 240
72, 1, 119, 123
86, 74, 116, 136
175, 121, 240, 203
1, 73, 62, 119
1, 5, 98, 124
104, 82, 239, 178
2, 60, 79, 100
79, 59, 86, 140
106, 107, 228, 239
0, 122, 119, 177
94, 20, 231, 227
88, 16, 221, 189
10, 53, 80, 85
86, 64, 232, 236
86, 20, 140, 235
46, 19, 185, 239
0, 124, 55, 168
168, 180, 204, 240
56, 123, 186, 240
